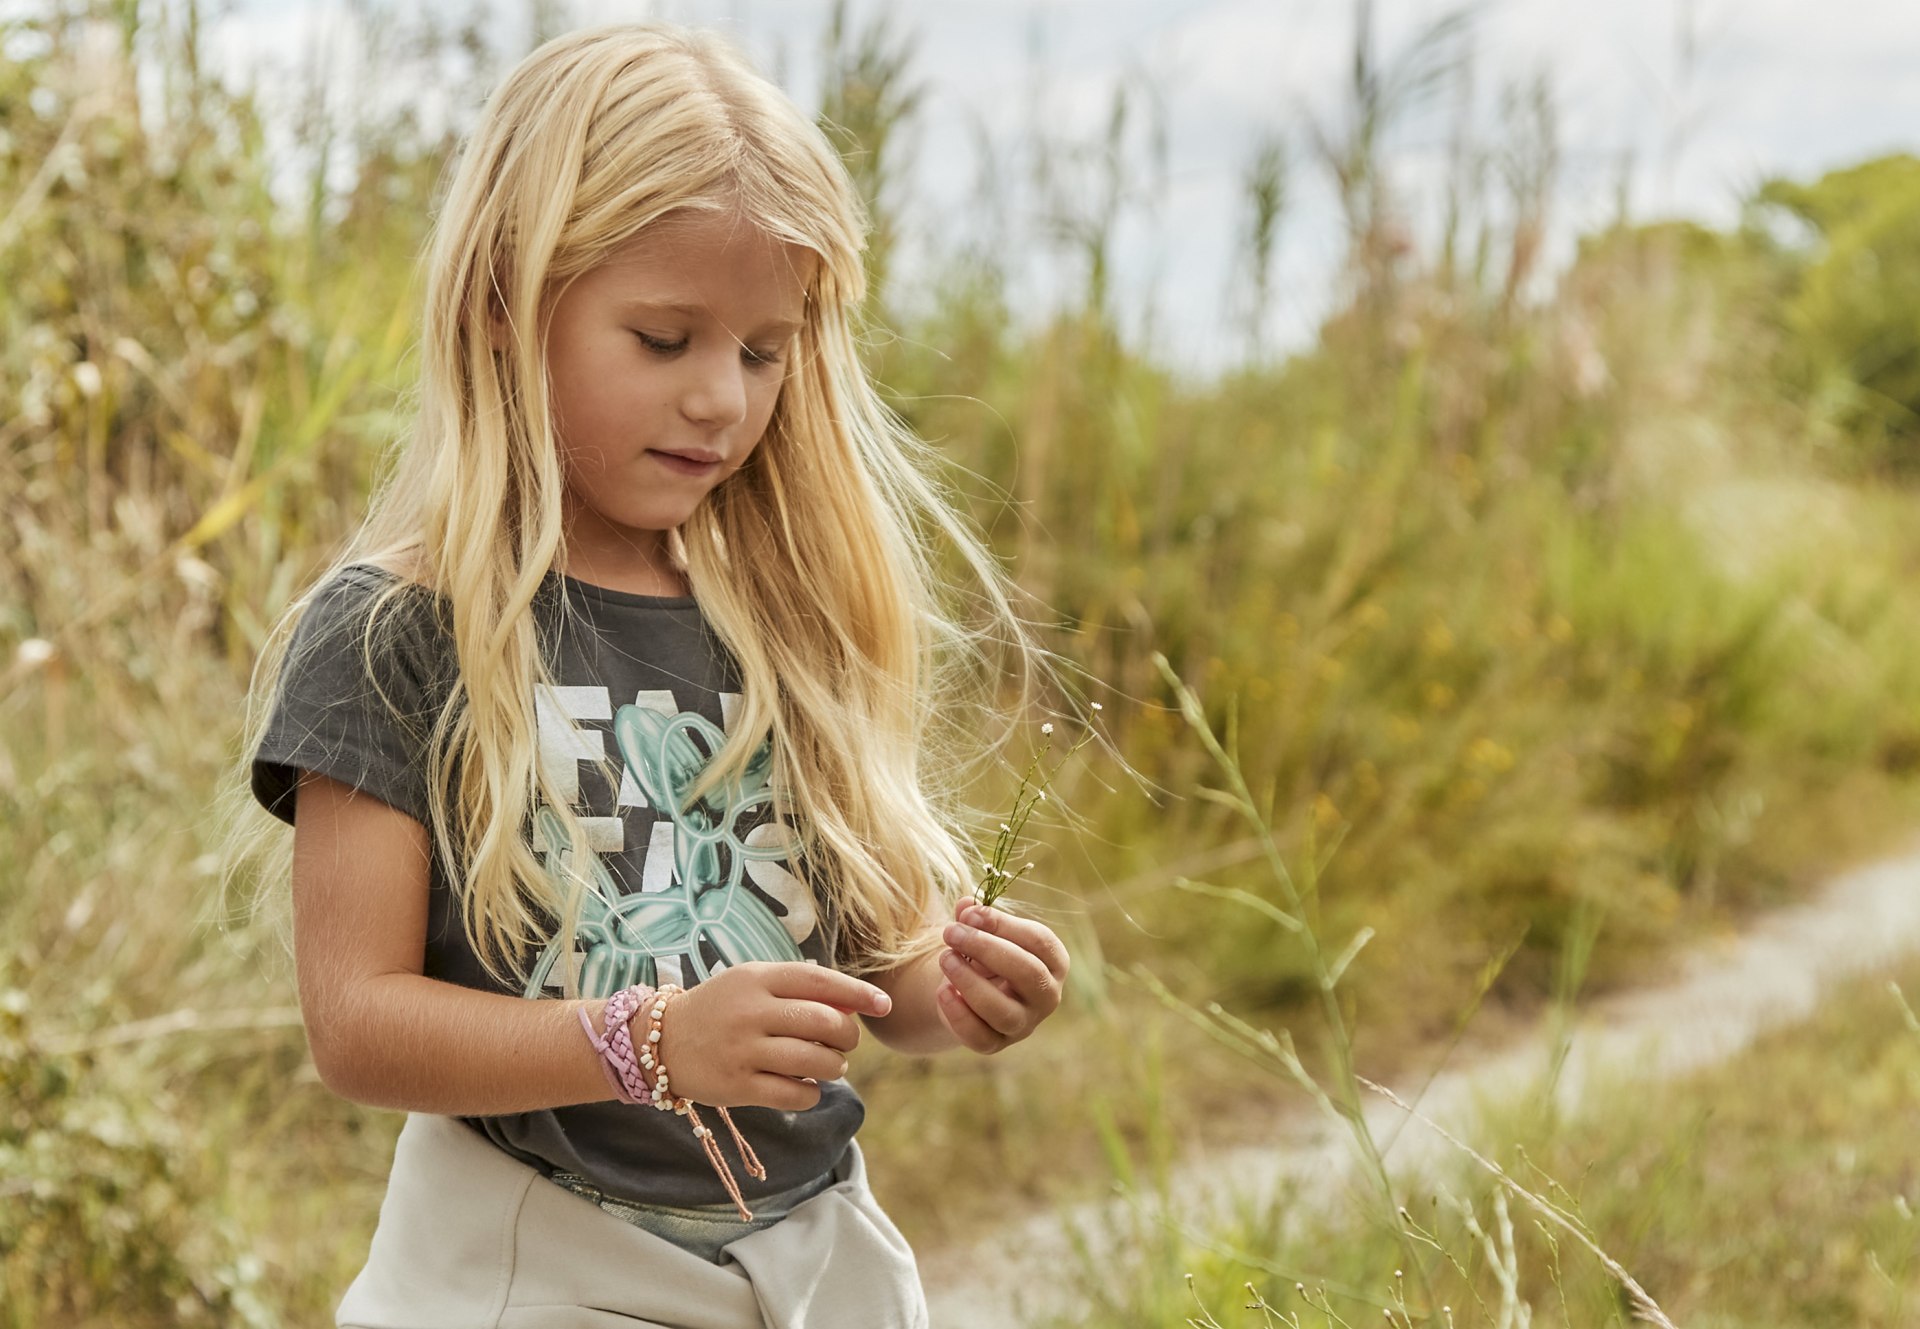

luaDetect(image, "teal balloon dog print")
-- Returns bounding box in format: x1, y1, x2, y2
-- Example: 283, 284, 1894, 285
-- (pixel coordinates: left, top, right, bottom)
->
522, 705, 806, 1000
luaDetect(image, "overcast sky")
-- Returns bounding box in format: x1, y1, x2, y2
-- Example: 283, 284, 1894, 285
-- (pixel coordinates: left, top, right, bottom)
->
216, 0, 1920, 372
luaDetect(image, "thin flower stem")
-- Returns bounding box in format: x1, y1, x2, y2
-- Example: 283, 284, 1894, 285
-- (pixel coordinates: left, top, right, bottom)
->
976, 719, 1098, 907
1152, 653, 1434, 1312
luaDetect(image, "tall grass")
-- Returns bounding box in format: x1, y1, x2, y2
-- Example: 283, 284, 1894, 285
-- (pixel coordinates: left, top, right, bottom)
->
1065, 957, 1920, 1328
4, 2, 1920, 1323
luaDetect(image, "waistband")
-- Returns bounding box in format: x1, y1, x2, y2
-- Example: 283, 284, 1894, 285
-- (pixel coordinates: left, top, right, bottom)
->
548, 1166, 841, 1262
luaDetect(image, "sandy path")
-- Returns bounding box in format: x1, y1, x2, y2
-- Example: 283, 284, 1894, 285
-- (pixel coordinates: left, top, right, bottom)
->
920, 844, 1920, 1327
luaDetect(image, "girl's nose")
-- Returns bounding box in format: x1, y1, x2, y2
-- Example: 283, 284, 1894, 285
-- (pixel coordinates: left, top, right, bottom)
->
680, 347, 749, 428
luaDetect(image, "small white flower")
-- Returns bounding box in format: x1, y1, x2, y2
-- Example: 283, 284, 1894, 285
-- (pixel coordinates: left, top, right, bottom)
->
1041, 722, 1054, 735
1090, 701, 1104, 711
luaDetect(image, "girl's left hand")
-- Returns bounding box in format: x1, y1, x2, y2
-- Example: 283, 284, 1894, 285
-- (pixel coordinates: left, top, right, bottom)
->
935, 898, 1070, 1054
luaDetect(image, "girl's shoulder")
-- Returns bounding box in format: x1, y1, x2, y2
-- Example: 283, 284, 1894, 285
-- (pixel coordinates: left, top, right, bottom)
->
291, 559, 455, 688
254, 560, 452, 829
332, 552, 429, 593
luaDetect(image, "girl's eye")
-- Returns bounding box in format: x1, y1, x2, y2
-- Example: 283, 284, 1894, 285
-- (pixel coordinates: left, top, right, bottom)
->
634, 331, 686, 355
741, 345, 786, 369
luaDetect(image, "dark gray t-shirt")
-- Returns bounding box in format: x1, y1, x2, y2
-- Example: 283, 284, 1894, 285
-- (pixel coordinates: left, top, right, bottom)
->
251, 562, 864, 1206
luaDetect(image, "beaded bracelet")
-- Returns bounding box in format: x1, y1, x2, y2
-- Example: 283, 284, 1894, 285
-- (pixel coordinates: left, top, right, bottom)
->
643, 984, 767, 1221
575, 981, 768, 1222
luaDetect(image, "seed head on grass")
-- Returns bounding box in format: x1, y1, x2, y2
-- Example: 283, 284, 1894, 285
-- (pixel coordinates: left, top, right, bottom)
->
973, 712, 1098, 908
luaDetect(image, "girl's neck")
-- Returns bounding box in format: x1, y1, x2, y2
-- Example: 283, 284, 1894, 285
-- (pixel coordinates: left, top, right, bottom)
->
557, 561, 690, 599
558, 495, 690, 598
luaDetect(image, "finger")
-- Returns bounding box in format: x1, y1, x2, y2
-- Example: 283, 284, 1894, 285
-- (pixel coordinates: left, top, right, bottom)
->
763, 960, 893, 1017
942, 917, 1062, 1014
962, 906, 1070, 1009
767, 998, 863, 1053
763, 1036, 850, 1084
935, 979, 1005, 1054
960, 901, 1071, 983
947, 946, 1016, 997
938, 948, 1026, 1036
747, 1071, 825, 1113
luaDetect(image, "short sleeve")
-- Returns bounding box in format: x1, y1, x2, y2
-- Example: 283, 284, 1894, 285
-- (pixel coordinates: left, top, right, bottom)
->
250, 566, 453, 828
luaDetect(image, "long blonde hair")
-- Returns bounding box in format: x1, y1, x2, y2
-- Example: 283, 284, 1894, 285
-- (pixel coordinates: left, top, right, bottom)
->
225, 22, 1037, 983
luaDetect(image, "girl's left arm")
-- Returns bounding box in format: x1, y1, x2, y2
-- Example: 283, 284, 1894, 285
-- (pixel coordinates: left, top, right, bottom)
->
863, 899, 1070, 1056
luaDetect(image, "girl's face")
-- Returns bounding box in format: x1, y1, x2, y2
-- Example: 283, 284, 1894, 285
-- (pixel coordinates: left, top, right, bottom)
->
542, 209, 815, 594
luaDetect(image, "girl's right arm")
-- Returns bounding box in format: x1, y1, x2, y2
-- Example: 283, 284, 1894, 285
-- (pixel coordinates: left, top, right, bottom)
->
292, 770, 892, 1116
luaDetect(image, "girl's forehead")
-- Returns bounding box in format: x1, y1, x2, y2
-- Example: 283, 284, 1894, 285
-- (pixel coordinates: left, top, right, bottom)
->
598, 211, 817, 293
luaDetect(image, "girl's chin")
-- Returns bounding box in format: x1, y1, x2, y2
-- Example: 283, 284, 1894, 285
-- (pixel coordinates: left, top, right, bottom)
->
564, 476, 721, 541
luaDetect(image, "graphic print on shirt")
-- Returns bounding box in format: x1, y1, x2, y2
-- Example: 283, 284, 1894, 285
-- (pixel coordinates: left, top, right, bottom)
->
521, 684, 818, 1001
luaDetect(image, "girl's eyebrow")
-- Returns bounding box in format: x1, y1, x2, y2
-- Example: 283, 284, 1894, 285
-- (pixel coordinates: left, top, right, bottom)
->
620, 299, 801, 338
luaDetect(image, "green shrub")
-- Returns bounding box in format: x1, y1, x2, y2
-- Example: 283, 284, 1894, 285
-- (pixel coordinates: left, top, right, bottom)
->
0, 985, 275, 1328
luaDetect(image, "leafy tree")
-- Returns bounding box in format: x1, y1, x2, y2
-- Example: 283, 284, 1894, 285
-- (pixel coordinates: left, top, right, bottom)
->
1756, 154, 1920, 470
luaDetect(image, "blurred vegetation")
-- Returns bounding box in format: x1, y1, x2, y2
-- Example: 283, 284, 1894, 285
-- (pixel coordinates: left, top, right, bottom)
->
1755, 154, 1920, 473
3, 1, 1920, 1323
1049, 958, 1920, 1329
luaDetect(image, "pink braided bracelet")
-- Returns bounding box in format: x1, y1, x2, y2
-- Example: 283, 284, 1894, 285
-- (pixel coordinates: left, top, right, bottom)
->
576, 984, 655, 1105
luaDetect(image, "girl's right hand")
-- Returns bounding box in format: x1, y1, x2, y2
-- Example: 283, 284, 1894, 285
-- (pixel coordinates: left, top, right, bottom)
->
653, 961, 892, 1111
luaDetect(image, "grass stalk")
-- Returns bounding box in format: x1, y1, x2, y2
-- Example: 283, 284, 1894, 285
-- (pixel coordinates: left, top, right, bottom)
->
1150, 650, 1440, 1316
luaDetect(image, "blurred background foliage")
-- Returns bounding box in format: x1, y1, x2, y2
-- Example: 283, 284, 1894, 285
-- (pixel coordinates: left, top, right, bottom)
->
3, 0, 1920, 1322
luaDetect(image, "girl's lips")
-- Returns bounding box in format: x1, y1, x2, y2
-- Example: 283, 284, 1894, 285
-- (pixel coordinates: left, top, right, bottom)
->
647, 449, 722, 476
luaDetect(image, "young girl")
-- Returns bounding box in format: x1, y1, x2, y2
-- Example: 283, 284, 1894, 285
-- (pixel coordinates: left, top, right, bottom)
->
239, 22, 1069, 1328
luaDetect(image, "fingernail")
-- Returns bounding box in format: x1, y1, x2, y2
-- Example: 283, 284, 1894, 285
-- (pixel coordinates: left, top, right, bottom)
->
944, 924, 972, 945
871, 990, 892, 1016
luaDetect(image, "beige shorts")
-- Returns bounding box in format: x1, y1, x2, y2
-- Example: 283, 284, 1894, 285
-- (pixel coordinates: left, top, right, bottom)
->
335, 1112, 929, 1329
